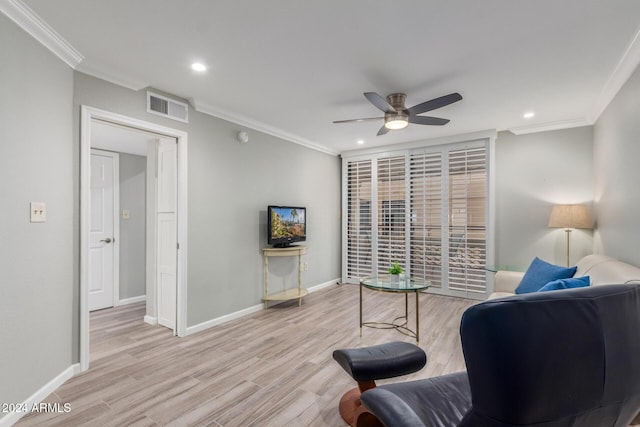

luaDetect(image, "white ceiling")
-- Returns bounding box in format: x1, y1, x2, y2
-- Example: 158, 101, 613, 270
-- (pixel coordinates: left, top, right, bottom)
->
18, 0, 640, 154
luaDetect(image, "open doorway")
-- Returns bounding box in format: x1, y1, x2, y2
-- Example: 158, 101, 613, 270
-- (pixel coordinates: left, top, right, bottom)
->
80, 106, 188, 371
89, 122, 151, 312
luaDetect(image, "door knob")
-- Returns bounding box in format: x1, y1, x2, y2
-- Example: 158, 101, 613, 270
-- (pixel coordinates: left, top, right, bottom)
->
100, 237, 112, 243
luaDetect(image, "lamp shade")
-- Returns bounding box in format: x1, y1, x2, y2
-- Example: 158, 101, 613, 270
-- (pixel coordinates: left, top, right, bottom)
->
548, 205, 592, 229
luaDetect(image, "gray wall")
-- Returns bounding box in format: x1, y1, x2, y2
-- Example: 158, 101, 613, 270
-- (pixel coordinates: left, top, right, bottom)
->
186, 111, 341, 325
593, 63, 640, 266
0, 14, 74, 406
119, 153, 147, 300
495, 127, 594, 268
72, 73, 342, 327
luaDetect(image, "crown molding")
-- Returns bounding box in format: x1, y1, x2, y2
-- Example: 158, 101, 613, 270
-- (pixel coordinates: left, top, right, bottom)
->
192, 100, 340, 156
0, 0, 83, 68
508, 118, 591, 135
75, 62, 148, 92
589, 25, 640, 122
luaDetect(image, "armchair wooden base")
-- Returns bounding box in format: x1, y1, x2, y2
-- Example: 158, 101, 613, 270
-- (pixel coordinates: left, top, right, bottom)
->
338, 381, 383, 427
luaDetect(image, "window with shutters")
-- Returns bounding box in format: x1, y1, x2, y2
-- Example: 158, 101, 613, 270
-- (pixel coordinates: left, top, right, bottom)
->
345, 160, 372, 279
377, 156, 406, 275
448, 147, 487, 296
342, 139, 491, 299
409, 151, 443, 289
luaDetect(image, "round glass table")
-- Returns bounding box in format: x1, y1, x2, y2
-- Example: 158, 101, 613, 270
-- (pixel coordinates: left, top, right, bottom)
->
359, 275, 431, 342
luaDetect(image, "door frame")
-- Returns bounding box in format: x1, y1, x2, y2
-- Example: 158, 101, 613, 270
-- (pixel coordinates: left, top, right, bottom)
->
89, 149, 120, 309
80, 105, 188, 371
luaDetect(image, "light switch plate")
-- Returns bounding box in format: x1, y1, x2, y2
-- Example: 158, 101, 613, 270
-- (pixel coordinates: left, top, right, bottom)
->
122, 209, 130, 220
30, 202, 46, 223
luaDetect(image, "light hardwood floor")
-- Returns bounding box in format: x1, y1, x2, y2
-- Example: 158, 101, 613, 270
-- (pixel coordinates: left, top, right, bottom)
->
16, 284, 475, 427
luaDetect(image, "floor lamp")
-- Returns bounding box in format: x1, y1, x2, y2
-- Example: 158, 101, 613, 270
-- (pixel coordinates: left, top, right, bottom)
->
548, 205, 593, 267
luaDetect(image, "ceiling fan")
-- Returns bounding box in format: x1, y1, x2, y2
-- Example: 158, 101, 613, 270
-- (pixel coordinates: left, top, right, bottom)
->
334, 92, 463, 136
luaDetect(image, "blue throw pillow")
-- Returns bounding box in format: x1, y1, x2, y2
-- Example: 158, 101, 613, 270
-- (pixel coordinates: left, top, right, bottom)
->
514, 257, 577, 294
537, 276, 590, 292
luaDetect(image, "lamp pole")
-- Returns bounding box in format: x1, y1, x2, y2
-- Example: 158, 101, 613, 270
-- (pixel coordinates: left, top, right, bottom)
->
564, 228, 572, 267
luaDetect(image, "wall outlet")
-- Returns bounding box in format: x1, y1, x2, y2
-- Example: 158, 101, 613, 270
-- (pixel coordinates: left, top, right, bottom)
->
303, 262, 309, 271
122, 209, 130, 220
30, 202, 46, 223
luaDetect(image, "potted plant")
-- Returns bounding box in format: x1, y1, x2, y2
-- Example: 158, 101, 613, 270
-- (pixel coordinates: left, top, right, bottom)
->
388, 261, 404, 284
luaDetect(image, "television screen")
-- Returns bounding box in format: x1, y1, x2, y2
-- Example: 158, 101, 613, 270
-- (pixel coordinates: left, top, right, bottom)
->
268, 206, 306, 247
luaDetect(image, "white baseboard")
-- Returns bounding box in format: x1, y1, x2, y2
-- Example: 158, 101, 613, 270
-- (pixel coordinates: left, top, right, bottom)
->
0, 363, 80, 427
185, 303, 264, 336
185, 278, 340, 336
117, 295, 146, 306
308, 278, 340, 293
143, 315, 158, 325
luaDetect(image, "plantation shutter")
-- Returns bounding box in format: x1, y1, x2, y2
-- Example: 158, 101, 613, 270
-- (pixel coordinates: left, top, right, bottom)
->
448, 147, 487, 295
409, 151, 443, 289
342, 138, 491, 298
346, 159, 373, 279
377, 156, 406, 275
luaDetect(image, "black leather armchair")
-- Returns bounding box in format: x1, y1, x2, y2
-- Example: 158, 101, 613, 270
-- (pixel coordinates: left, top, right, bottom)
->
340, 284, 640, 427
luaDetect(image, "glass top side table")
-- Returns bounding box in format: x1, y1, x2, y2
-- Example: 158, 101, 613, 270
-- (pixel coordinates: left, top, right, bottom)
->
359, 275, 431, 342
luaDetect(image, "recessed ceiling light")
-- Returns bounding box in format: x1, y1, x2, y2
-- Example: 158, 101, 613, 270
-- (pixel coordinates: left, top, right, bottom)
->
523, 111, 535, 119
191, 63, 207, 72
357, 140, 365, 145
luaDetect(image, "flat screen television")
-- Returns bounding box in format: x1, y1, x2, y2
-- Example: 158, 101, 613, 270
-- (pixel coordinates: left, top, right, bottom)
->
268, 205, 306, 247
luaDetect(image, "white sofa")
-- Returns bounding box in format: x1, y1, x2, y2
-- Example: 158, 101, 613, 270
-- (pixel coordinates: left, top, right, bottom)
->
491, 254, 640, 425
490, 254, 640, 300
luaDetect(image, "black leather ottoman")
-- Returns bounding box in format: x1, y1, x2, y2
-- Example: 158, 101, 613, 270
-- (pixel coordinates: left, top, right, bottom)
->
333, 341, 426, 427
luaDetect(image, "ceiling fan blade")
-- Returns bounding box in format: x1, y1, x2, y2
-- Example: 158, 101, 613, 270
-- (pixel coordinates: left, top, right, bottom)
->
408, 115, 450, 126
407, 92, 462, 116
364, 92, 396, 114
333, 116, 383, 124
377, 125, 390, 136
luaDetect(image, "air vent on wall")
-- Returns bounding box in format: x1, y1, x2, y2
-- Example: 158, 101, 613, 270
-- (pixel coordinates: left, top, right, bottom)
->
147, 91, 189, 123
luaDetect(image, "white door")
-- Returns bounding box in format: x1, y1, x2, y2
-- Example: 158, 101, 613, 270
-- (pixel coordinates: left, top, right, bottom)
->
157, 138, 177, 330
89, 150, 118, 311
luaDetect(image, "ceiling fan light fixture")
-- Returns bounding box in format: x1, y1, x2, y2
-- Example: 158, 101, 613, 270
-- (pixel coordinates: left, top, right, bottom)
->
385, 117, 409, 130
334, 91, 462, 136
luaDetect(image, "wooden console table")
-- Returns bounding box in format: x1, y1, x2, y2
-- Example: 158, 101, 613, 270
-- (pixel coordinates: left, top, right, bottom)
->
262, 245, 308, 308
